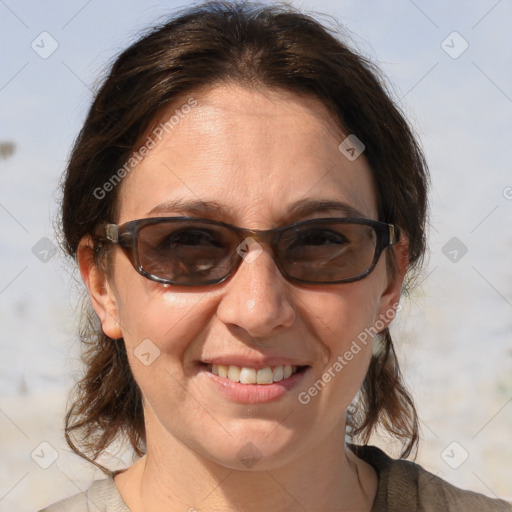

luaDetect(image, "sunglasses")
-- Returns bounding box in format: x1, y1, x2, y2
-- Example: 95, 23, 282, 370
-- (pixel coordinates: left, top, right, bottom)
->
97, 216, 401, 286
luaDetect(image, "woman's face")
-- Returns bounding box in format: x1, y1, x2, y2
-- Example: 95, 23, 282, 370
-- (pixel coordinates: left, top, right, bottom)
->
83, 84, 404, 470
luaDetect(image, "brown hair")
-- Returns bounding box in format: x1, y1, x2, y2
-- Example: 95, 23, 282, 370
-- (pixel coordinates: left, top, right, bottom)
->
61, 0, 427, 471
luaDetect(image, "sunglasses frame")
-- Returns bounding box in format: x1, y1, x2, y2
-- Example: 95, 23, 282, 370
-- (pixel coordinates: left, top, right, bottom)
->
97, 216, 401, 286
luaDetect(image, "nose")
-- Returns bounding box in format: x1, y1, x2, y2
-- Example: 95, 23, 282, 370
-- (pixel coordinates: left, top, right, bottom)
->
215, 243, 296, 339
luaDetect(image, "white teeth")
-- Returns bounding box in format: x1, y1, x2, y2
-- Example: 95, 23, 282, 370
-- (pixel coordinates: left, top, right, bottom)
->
227, 365, 241, 382
272, 365, 284, 382
256, 367, 273, 384
208, 364, 301, 384
239, 367, 257, 384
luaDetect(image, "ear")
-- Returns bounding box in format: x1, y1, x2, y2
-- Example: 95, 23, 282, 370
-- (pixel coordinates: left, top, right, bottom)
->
77, 236, 123, 339
375, 234, 409, 329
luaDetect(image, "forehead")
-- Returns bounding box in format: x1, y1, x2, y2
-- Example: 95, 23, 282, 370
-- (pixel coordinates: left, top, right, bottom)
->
117, 84, 378, 225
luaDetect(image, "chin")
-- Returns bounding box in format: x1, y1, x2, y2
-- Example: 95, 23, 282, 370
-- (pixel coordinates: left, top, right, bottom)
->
196, 427, 306, 471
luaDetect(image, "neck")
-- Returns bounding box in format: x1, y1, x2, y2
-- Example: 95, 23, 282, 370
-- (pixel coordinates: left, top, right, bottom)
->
115, 406, 377, 512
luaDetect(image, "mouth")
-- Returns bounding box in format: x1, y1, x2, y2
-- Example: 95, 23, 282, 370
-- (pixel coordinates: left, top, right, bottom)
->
201, 363, 310, 385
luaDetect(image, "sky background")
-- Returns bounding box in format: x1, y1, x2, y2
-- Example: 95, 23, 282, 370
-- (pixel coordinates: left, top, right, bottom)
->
0, 0, 511, 510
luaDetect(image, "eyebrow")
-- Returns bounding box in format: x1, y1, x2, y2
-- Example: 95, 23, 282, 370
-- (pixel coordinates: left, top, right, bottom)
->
146, 198, 368, 224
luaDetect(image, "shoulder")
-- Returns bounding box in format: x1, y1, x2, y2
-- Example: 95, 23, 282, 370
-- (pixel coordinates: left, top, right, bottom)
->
350, 444, 512, 512
38, 475, 130, 512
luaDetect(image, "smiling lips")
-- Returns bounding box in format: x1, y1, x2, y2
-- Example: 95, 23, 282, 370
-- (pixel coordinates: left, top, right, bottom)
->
208, 363, 304, 384
202, 361, 311, 403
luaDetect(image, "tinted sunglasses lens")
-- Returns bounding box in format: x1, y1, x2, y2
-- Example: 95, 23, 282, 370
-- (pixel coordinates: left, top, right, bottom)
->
136, 221, 237, 284
280, 222, 377, 282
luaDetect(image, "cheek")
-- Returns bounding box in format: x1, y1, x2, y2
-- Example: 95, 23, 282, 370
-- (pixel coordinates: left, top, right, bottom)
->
309, 279, 383, 353
116, 286, 218, 420
297, 281, 383, 413
118, 286, 216, 360
111, 251, 208, 348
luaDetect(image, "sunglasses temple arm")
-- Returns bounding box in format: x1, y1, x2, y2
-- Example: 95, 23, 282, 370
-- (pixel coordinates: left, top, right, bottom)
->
104, 224, 120, 243
389, 224, 401, 245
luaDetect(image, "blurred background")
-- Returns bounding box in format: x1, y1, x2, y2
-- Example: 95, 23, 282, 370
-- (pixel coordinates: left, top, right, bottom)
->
0, 0, 511, 509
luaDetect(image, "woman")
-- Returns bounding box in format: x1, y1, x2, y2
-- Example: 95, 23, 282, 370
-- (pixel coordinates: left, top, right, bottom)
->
41, 1, 511, 510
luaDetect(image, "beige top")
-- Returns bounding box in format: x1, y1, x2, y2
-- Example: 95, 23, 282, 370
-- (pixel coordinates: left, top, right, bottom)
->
39, 445, 512, 511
